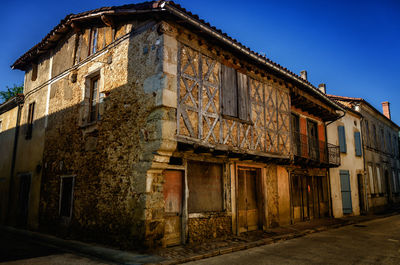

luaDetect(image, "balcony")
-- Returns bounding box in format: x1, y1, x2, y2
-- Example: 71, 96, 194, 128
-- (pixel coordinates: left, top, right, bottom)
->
293, 132, 340, 167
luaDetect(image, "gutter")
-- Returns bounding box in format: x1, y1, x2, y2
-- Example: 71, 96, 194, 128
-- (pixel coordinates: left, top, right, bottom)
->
161, 1, 345, 113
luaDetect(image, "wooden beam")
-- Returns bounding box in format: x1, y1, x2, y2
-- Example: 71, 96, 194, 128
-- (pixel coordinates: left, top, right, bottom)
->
101, 14, 115, 27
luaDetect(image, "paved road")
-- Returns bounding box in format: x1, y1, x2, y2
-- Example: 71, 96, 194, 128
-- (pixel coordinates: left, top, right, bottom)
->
187, 215, 400, 265
0, 230, 112, 265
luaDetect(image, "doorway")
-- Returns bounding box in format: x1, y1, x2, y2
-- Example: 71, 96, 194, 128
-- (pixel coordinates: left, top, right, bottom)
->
16, 174, 31, 227
237, 168, 262, 233
163, 170, 183, 246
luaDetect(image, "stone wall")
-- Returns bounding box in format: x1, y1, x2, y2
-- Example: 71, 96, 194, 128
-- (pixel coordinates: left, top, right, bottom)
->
38, 20, 171, 249
188, 215, 231, 243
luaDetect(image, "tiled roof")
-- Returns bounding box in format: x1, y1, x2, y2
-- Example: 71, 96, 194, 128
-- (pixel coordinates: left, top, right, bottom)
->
327, 94, 399, 129
11, 1, 343, 112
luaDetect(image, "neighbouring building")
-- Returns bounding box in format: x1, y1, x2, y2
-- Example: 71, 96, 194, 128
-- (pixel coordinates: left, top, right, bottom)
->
326, 99, 363, 217
328, 95, 400, 213
0, 1, 343, 249
290, 82, 341, 222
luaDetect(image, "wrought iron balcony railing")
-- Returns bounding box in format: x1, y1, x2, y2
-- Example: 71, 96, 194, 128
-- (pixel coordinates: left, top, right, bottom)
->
292, 132, 340, 167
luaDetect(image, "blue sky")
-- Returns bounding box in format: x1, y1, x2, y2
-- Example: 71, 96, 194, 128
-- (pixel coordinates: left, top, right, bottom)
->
1, 0, 400, 124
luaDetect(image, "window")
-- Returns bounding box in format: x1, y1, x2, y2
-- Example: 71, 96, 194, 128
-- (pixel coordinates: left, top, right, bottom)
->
364, 120, 370, 147
354, 131, 362, 156
376, 166, 382, 194
187, 161, 223, 213
338, 126, 347, 153
89, 28, 98, 55
59, 176, 75, 218
372, 125, 377, 148
26, 102, 35, 139
221, 65, 250, 121
31, 63, 38, 81
380, 128, 385, 151
368, 165, 375, 194
89, 75, 101, 122
392, 170, 398, 193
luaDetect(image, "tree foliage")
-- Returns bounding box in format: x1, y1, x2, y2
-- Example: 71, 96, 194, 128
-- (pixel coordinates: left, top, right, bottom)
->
0, 84, 23, 103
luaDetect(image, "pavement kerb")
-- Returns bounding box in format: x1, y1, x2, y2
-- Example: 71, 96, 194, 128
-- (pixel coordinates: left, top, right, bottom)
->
0, 225, 164, 265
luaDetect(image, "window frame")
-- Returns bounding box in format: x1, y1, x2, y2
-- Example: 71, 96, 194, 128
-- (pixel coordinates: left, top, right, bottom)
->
59, 175, 76, 221
221, 65, 251, 123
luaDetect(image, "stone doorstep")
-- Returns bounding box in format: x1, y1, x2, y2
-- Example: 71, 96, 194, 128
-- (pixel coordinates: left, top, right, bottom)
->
150, 213, 400, 265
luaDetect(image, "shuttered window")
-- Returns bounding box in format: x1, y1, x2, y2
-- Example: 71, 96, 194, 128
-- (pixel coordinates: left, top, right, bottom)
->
26, 102, 35, 140
368, 165, 375, 194
221, 65, 250, 121
354, 131, 362, 157
338, 126, 347, 153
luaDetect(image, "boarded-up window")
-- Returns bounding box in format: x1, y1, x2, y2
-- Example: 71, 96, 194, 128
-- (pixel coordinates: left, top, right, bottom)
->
187, 161, 223, 213
221, 65, 250, 121
59, 176, 75, 218
26, 102, 35, 140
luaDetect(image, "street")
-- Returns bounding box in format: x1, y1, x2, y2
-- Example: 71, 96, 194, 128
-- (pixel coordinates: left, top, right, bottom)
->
0, 231, 112, 265
187, 214, 400, 265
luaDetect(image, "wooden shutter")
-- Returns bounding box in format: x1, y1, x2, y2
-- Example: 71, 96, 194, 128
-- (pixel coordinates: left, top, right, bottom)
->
338, 126, 347, 153
221, 65, 238, 117
237, 72, 249, 121
340, 170, 352, 214
354, 131, 362, 156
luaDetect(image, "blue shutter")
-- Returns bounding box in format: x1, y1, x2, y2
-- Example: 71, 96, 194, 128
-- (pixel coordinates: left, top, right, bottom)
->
354, 132, 362, 156
340, 170, 353, 214
338, 126, 347, 153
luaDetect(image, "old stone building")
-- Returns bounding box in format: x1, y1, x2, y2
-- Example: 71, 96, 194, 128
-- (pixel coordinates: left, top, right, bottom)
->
328, 95, 400, 213
326, 100, 363, 217
1, 1, 343, 248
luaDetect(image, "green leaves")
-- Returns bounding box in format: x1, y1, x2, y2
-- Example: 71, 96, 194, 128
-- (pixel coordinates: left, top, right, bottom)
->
0, 84, 23, 103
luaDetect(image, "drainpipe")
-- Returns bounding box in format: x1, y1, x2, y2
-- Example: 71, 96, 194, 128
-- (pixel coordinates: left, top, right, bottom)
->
7, 96, 24, 224
359, 116, 369, 214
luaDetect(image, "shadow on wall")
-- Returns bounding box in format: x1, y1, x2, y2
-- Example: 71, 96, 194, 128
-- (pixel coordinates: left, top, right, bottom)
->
0, 38, 171, 249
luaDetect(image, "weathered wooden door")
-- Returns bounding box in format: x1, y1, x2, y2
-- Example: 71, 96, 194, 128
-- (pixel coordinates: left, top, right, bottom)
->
17, 174, 31, 227
238, 168, 260, 233
340, 170, 352, 214
163, 170, 183, 246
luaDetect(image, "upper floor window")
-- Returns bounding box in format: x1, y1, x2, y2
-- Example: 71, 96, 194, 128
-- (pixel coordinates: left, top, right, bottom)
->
338, 125, 347, 153
221, 65, 250, 121
372, 125, 377, 148
31, 63, 38, 81
26, 102, 35, 140
380, 128, 385, 151
354, 131, 362, 156
364, 120, 370, 147
89, 28, 98, 56
89, 75, 100, 122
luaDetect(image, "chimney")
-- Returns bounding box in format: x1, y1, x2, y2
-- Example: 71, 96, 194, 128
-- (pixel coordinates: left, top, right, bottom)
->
300, 70, 307, 80
382, 101, 391, 119
318, 83, 326, 94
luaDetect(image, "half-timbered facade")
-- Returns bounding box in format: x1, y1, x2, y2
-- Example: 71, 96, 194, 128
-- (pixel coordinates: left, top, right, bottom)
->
1, 1, 343, 248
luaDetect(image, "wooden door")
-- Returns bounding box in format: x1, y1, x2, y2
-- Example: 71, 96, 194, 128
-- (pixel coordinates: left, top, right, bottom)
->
238, 168, 260, 233
163, 170, 183, 246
